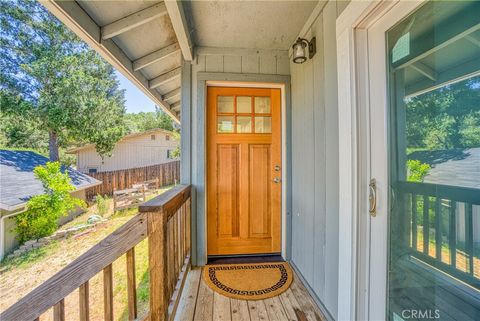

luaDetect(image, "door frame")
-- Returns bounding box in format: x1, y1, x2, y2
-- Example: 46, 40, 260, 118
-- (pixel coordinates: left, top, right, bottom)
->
205, 85, 283, 256
194, 72, 291, 266
336, 1, 425, 320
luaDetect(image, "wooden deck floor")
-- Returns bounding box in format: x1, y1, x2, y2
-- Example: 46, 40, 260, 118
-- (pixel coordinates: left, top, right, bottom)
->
173, 267, 327, 321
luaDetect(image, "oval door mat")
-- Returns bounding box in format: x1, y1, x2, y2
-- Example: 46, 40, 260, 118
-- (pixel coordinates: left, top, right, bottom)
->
203, 262, 293, 300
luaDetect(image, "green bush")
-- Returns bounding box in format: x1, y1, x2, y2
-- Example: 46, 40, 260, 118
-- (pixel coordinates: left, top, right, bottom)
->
14, 162, 86, 243
95, 194, 109, 217
407, 159, 431, 182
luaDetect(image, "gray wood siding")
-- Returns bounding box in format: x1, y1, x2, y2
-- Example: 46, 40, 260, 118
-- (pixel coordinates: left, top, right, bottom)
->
290, 1, 349, 319
194, 51, 290, 75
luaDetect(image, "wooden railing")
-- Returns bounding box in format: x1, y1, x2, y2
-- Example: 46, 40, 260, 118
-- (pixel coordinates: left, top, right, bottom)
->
0, 184, 192, 321
395, 181, 480, 288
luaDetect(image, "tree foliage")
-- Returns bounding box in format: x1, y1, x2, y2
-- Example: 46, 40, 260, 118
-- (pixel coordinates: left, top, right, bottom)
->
124, 106, 175, 133
0, 0, 126, 161
406, 160, 430, 182
15, 162, 86, 243
406, 76, 480, 151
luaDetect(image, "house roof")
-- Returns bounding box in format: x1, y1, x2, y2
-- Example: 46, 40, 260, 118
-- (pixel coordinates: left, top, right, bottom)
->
408, 147, 480, 189
67, 128, 176, 153
0, 150, 101, 212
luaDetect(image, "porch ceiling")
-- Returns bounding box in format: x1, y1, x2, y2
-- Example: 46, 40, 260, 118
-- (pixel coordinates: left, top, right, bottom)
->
183, 0, 319, 50
41, 0, 190, 123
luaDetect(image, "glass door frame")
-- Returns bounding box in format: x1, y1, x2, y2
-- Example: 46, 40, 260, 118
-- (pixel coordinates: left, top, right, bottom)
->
351, 1, 426, 320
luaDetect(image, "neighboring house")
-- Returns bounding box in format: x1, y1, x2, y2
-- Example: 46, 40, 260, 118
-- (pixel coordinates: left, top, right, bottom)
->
4, 1, 479, 321
0, 150, 101, 260
68, 128, 179, 173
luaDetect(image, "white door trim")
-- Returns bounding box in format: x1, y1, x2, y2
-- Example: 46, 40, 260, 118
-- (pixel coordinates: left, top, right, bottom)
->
205, 80, 288, 259
336, 1, 425, 320
336, 2, 390, 319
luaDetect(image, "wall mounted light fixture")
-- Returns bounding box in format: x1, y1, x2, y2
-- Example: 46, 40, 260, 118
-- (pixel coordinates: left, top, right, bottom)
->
292, 37, 316, 64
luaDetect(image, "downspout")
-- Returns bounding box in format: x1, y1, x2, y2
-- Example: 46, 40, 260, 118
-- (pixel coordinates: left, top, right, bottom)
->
0, 209, 26, 261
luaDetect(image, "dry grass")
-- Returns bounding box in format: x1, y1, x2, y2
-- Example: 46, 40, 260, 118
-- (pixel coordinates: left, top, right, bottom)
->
0, 186, 172, 320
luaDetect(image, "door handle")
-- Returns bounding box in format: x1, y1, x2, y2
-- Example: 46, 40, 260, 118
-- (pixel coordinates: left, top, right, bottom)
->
369, 178, 377, 217
273, 177, 282, 184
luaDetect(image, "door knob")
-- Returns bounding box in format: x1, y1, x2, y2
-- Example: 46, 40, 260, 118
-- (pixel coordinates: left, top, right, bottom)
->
274, 165, 281, 171
273, 177, 282, 184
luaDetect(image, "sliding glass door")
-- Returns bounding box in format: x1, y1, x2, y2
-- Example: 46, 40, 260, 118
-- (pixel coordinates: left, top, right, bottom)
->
386, 1, 480, 320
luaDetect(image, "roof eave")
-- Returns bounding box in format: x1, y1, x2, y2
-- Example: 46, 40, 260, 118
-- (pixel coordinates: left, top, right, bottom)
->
39, 0, 181, 124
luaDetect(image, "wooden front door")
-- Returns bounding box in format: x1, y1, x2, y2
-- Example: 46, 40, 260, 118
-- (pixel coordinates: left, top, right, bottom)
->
207, 86, 282, 255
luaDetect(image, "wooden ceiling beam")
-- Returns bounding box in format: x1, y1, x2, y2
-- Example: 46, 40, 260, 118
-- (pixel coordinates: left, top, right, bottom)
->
171, 101, 181, 111
133, 43, 181, 71
101, 2, 167, 40
149, 67, 182, 89
163, 88, 181, 101
164, 1, 193, 61
410, 62, 437, 81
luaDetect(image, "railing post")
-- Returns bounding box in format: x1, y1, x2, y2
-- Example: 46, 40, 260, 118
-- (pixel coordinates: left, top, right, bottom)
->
148, 209, 168, 321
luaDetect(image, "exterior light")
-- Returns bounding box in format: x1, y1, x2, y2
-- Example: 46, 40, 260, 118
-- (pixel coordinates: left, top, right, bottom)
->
292, 37, 316, 64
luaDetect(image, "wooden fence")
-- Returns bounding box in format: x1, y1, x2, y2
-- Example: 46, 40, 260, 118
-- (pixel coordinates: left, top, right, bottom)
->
86, 161, 180, 200
1, 185, 192, 321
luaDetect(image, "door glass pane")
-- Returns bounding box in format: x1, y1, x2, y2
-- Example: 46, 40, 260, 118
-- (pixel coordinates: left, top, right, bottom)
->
255, 116, 271, 133
236, 116, 252, 133
254, 97, 271, 113
217, 116, 234, 133
217, 96, 234, 113
386, 1, 480, 320
237, 96, 252, 113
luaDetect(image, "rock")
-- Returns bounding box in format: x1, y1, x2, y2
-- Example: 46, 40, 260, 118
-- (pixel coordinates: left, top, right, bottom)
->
87, 214, 102, 225
13, 249, 24, 255
8, 252, 21, 259
51, 233, 63, 240
20, 244, 32, 251
24, 240, 37, 246
32, 243, 42, 248
56, 230, 67, 237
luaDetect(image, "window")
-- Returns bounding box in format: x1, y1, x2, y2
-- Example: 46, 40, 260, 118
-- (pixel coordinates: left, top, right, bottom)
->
87, 168, 97, 174
151, 134, 156, 140
167, 150, 173, 159
166, 135, 170, 141
216, 95, 272, 133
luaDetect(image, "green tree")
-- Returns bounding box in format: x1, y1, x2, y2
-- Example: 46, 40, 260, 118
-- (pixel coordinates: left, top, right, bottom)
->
124, 106, 175, 133
15, 162, 86, 243
405, 76, 480, 150
0, 112, 48, 151
0, 0, 126, 161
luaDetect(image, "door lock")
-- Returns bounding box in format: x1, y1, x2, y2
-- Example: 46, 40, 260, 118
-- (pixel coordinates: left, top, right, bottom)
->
369, 178, 377, 217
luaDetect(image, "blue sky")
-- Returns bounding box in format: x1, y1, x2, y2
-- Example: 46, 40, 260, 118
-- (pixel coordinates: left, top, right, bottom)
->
115, 70, 157, 114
